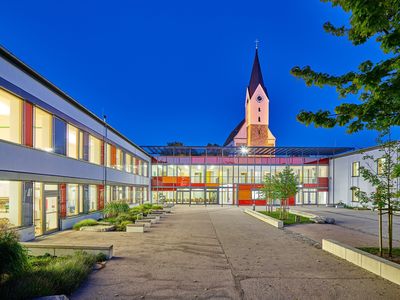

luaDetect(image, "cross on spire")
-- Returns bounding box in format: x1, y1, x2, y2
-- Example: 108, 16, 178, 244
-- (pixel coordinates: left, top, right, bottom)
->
255, 39, 259, 49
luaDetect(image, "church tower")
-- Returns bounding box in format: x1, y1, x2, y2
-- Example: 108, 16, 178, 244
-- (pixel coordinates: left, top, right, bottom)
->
224, 47, 276, 147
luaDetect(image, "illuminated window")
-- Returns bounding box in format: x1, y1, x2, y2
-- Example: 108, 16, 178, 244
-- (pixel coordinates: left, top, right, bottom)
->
66, 184, 79, 216
352, 162, 360, 177
34, 107, 53, 151
78, 131, 84, 159
352, 187, 360, 202
106, 143, 112, 167
116, 148, 122, 170
89, 135, 101, 165
377, 158, 385, 175
126, 153, 132, 173
89, 185, 98, 211
0, 180, 22, 227
67, 124, 79, 159
0, 89, 22, 144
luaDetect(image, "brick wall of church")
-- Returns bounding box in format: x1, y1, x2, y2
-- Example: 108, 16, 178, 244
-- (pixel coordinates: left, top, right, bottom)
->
247, 125, 275, 147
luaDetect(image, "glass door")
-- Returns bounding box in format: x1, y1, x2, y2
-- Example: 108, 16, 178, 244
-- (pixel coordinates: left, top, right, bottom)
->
33, 183, 43, 236
33, 183, 59, 236
176, 189, 190, 204
303, 189, 317, 205
206, 189, 218, 204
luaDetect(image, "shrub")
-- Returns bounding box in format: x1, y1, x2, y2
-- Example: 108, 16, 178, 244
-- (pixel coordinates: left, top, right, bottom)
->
72, 219, 98, 231
115, 213, 135, 224
116, 221, 133, 231
95, 252, 107, 262
103, 201, 130, 217
0, 220, 29, 278
151, 204, 163, 210
102, 217, 117, 224
0, 251, 98, 299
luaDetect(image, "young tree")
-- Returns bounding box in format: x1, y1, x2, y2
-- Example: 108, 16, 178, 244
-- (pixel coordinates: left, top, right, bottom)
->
261, 174, 279, 213
356, 133, 400, 257
274, 166, 299, 219
291, 0, 400, 133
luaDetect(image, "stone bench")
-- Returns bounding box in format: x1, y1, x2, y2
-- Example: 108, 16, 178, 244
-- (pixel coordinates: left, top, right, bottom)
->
147, 215, 161, 222
142, 216, 158, 224
126, 223, 147, 233
20, 242, 113, 259
135, 219, 152, 227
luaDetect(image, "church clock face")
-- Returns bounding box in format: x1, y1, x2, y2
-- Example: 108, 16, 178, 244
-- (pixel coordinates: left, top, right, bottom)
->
256, 95, 263, 103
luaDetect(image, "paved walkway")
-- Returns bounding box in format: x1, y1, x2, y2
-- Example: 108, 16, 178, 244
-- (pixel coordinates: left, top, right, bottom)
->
37, 206, 400, 299
284, 206, 400, 247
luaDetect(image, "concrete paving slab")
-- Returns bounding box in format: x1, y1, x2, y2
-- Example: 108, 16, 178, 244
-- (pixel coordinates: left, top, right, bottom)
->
33, 206, 400, 299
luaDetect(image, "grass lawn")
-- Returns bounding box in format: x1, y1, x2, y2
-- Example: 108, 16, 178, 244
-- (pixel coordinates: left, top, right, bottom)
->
0, 251, 105, 299
357, 247, 400, 264
259, 211, 312, 225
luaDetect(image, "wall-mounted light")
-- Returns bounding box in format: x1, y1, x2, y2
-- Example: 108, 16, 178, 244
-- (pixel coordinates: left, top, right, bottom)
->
240, 146, 249, 155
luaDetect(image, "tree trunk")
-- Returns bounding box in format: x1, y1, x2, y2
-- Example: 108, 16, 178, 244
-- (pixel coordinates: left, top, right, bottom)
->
388, 204, 393, 257
378, 207, 383, 257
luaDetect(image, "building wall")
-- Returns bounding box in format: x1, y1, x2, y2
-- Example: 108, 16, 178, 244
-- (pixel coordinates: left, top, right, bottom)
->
329, 147, 394, 207
0, 52, 151, 240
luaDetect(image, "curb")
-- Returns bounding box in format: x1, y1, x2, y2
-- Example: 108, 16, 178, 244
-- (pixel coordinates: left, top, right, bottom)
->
243, 209, 283, 228
322, 239, 400, 286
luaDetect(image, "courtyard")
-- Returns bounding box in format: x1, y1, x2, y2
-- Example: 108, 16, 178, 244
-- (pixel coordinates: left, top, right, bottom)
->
34, 206, 400, 299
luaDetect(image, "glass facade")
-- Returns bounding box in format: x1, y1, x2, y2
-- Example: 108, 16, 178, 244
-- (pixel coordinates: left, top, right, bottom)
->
148, 146, 332, 206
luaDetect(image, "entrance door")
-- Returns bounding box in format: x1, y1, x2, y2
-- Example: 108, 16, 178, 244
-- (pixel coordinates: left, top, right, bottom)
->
33, 183, 59, 236
205, 189, 218, 204
303, 189, 317, 205
176, 190, 190, 204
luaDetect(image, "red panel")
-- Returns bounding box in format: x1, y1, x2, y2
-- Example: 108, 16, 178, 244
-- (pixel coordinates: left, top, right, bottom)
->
100, 141, 104, 166
98, 185, 104, 210
23, 102, 33, 147
60, 184, 66, 218
111, 146, 116, 166
318, 177, 329, 187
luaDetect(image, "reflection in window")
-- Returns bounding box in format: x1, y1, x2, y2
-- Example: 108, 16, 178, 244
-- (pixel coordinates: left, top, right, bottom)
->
0, 89, 21, 144
54, 118, 66, 155
126, 154, 132, 173
34, 107, 53, 151
352, 162, 360, 177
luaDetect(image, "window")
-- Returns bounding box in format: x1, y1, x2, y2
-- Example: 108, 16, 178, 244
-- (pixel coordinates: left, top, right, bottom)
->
116, 148, 122, 170
67, 125, 79, 159
352, 162, 360, 177
377, 158, 386, 175
143, 161, 148, 177
258, 116, 261, 122
252, 190, 263, 200
78, 131, 84, 159
89, 185, 98, 211
0, 88, 22, 144
34, 107, 53, 151
351, 187, 360, 202
89, 135, 101, 165
66, 184, 79, 216
258, 107, 261, 112
106, 144, 112, 167
125, 153, 132, 173
54, 118, 66, 155
0, 181, 22, 227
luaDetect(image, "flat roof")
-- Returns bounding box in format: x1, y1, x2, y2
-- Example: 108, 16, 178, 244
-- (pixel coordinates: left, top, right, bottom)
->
141, 146, 355, 157
0, 45, 149, 157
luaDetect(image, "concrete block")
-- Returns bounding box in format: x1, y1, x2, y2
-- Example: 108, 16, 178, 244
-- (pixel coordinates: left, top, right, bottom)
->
361, 254, 381, 276
21, 243, 113, 259
381, 261, 400, 285
244, 209, 283, 229
136, 220, 152, 228
322, 239, 400, 286
126, 224, 146, 233
345, 248, 362, 267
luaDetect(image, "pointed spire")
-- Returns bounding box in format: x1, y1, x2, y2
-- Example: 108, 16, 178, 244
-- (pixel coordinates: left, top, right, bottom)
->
248, 47, 268, 98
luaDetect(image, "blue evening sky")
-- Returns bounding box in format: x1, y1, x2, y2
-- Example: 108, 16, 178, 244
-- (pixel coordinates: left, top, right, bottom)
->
0, 0, 396, 148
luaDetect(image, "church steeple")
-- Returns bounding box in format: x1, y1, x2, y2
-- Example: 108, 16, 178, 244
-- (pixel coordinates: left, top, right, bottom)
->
248, 48, 268, 98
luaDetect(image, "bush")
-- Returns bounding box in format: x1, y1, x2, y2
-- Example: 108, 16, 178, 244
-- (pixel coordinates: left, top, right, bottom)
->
115, 213, 136, 224
151, 205, 163, 210
103, 201, 130, 217
116, 221, 133, 231
72, 219, 98, 231
0, 251, 98, 299
0, 220, 29, 278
